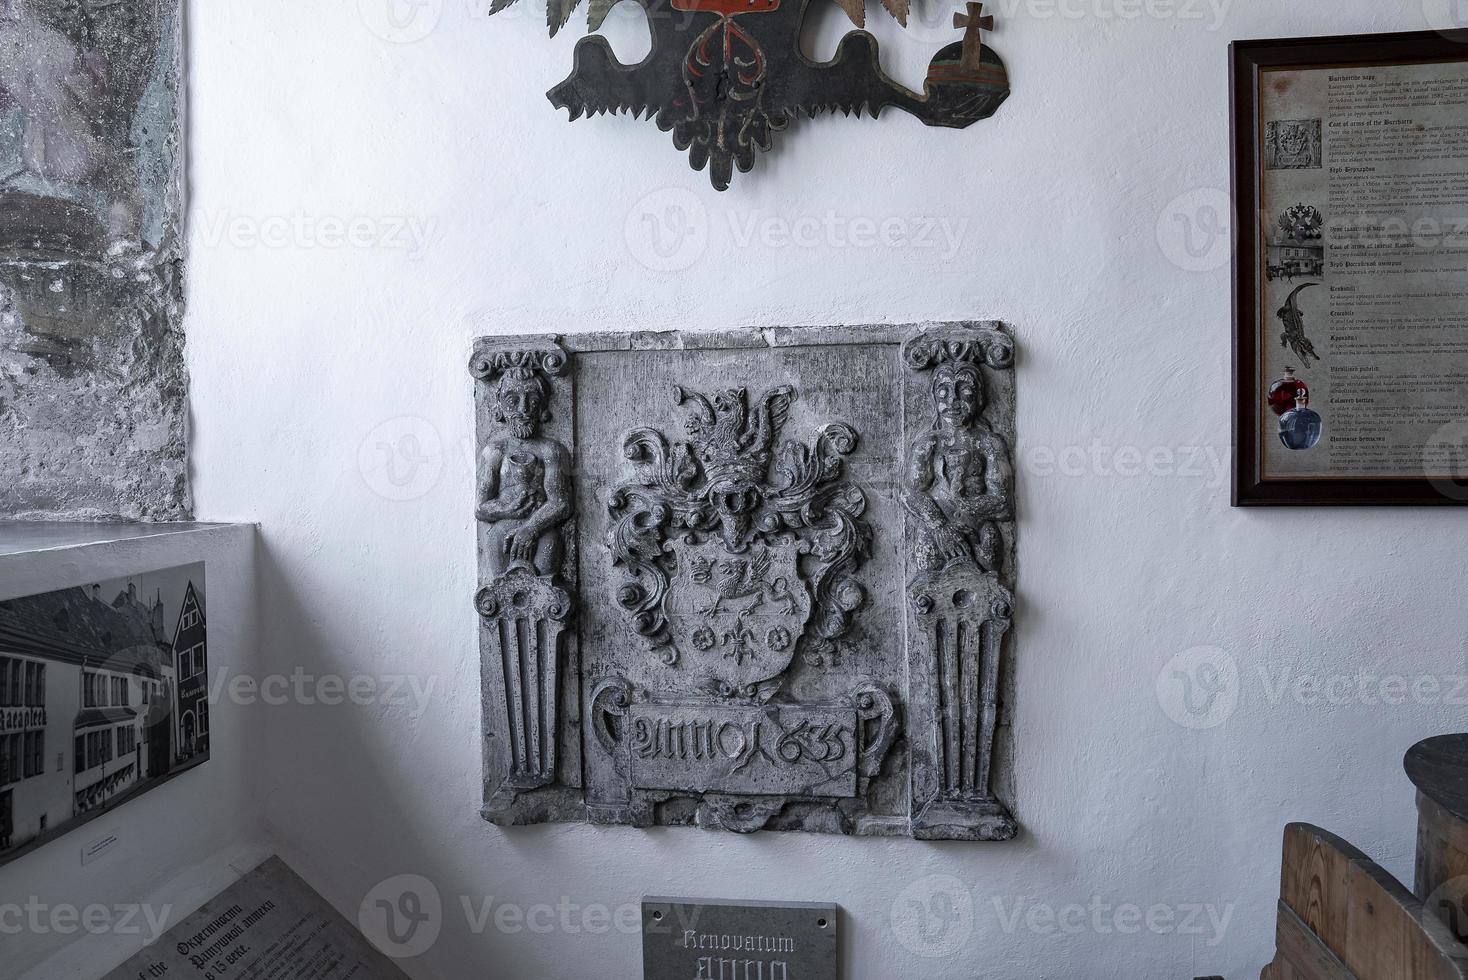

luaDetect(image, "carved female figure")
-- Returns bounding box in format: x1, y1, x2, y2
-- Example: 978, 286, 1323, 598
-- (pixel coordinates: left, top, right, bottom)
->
901, 358, 1012, 576
476, 365, 572, 579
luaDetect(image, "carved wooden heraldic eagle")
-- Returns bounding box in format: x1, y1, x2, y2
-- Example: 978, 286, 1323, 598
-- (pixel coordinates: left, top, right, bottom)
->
483, 0, 1011, 189
473, 324, 1020, 839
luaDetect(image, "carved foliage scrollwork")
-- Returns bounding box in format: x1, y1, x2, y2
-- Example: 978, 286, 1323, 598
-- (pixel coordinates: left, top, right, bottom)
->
855, 683, 899, 780
902, 331, 1014, 373
589, 675, 636, 757
469, 346, 571, 383
607, 383, 870, 691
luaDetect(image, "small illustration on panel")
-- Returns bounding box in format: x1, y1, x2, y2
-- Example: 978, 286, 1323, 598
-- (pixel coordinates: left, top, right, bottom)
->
1273, 370, 1323, 452
1266, 204, 1324, 283
1276, 282, 1322, 365
1265, 119, 1323, 170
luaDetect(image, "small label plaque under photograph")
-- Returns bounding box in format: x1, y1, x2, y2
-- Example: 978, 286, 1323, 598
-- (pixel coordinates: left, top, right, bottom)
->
642, 896, 837, 980
80, 833, 120, 866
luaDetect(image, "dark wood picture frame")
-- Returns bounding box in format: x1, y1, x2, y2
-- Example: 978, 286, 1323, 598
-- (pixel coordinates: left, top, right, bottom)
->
1231, 29, 1468, 506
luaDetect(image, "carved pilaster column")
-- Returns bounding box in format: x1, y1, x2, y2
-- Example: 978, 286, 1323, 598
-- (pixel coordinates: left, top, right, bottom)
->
475, 573, 571, 791
471, 340, 582, 818
901, 325, 1019, 841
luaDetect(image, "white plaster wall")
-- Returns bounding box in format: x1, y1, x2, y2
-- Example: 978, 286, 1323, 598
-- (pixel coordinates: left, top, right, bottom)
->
186, 1, 1468, 977
0, 525, 267, 980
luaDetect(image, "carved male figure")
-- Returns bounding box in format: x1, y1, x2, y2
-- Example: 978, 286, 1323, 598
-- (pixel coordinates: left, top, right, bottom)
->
901, 358, 1012, 575
476, 363, 572, 579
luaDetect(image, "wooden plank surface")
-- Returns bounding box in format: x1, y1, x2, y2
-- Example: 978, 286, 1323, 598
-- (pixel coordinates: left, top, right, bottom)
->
1265, 901, 1354, 980
1418, 791, 1468, 916
1261, 824, 1468, 980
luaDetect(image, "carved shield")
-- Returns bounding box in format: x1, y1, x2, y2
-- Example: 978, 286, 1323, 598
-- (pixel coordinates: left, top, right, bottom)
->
666, 537, 812, 691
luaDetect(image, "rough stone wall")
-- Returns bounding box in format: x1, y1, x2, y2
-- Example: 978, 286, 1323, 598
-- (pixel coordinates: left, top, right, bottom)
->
0, 0, 189, 520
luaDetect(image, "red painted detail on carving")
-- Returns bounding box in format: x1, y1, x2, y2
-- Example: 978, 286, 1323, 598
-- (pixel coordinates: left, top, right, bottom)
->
672, 0, 780, 13
725, 19, 765, 87
680, 13, 768, 119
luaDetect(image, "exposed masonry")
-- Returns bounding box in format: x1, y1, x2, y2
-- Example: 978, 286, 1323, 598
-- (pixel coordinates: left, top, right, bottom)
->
0, 0, 190, 520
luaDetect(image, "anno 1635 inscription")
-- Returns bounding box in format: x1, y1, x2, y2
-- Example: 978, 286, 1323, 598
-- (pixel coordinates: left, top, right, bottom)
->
472, 323, 1021, 840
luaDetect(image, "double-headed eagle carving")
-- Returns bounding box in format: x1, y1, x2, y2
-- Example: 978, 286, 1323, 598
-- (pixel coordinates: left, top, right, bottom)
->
484, 0, 1011, 189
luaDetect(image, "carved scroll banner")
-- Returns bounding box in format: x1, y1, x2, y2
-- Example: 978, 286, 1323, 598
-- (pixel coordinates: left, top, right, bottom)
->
473, 324, 1020, 840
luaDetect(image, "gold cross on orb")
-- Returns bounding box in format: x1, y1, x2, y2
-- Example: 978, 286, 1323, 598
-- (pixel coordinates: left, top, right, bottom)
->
953, 2, 995, 72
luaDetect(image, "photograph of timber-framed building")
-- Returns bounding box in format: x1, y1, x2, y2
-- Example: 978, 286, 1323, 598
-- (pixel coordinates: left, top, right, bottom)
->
0, 563, 208, 868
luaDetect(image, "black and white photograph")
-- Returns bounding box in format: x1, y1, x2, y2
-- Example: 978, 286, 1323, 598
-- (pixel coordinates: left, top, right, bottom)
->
0, 563, 207, 868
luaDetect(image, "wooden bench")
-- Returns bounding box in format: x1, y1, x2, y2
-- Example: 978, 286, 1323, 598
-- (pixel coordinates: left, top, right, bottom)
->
1260, 822, 1468, 979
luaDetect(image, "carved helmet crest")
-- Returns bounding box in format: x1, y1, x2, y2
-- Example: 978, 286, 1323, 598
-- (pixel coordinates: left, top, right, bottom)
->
674, 384, 796, 495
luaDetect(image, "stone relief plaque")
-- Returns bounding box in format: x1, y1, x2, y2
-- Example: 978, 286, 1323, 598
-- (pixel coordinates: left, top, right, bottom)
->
473, 323, 1019, 840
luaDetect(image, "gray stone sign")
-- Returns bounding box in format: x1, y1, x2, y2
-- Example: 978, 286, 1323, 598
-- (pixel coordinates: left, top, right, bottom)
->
642, 897, 837, 980
473, 323, 1020, 840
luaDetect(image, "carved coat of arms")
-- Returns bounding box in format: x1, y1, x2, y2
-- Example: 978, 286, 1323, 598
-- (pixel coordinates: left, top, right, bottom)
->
608, 384, 869, 696
667, 536, 810, 690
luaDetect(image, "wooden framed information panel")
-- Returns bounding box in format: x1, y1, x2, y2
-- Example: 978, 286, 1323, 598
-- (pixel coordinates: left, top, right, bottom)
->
1232, 30, 1468, 506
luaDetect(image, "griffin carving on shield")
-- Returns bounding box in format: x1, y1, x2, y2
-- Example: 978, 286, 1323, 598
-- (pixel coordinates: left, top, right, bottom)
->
691, 551, 801, 617
607, 382, 870, 691
484, 0, 1011, 189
